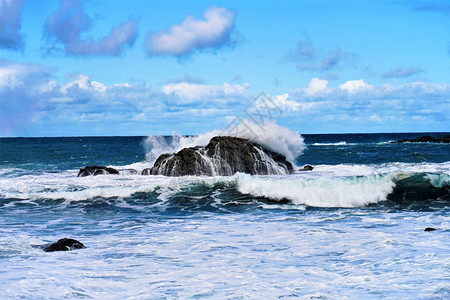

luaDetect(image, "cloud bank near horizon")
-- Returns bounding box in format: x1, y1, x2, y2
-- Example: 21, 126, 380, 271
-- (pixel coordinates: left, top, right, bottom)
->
1, 61, 448, 136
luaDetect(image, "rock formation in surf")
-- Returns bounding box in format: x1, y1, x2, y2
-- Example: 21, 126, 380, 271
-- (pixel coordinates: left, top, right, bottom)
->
77, 166, 119, 177
147, 136, 294, 176
299, 165, 314, 171
43, 238, 86, 252
391, 135, 450, 144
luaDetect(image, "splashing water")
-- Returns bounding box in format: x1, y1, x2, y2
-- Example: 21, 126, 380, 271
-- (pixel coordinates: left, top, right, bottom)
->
144, 120, 305, 165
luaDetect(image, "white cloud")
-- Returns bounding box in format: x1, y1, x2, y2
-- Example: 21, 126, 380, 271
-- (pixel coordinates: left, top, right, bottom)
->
286, 78, 449, 132
145, 6, 236, 57
0, 0, 24, 50
2, 59, 449, 136
0, 61, 48, 90
44, 0, 138, 56
305, 77, 329, 96
368, 114, 382, 122
91, 81, 107, 92
339, 79, 372, 94
61, 74, 91, 93
272, 93, 301, 111
0, 67, 22, 89
162, 82, 249, 103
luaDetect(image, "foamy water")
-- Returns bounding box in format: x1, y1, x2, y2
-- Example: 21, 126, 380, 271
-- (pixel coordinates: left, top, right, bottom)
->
0, 210, 448, 299
0, 162, 448, 206
0, 130, 449, 298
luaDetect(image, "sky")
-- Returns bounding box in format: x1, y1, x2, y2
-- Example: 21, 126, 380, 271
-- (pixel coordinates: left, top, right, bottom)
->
0, 0, 449, 137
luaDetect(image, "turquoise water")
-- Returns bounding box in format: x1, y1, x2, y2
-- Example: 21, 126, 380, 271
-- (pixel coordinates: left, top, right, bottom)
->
0, 133, 449, 299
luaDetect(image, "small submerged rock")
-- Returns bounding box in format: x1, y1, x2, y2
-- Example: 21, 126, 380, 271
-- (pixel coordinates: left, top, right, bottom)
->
299, 165, 314, 171
77, 166, 119, 177
141, 168, 152, 175
43, 238, 86, 252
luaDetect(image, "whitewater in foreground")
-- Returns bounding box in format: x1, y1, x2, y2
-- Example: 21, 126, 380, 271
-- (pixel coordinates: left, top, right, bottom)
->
0, 125, 449, 299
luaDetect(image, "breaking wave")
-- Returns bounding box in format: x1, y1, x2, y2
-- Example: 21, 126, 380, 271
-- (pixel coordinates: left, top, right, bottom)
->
0, 164, 448, 210
144, 120, 305, 165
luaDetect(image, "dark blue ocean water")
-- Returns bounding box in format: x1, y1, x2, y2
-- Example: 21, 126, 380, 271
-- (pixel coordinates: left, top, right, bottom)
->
1, 133, 448, 171
0, 132, 449, 299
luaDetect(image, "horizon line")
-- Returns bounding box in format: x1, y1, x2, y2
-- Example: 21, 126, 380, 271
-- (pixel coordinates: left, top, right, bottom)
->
1, 131, 449, 139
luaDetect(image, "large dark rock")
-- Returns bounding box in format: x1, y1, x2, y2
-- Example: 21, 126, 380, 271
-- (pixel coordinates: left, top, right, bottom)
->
77, 166, 119, 177
147, 136, 294, 176
391, 135, 450, 144
43, 238, 86, 252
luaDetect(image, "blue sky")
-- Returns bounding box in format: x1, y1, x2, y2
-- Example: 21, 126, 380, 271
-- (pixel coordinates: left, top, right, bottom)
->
0, 0, 449, 137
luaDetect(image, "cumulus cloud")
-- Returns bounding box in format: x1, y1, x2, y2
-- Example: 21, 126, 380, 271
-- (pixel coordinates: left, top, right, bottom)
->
3, 57, 448, 136
285, 35, 357, 72
162, 81, 249, 103
272, 93, 302, 111
0, 59, 156, 135
44, 0, 138, 56
339, 79, 372, 94
0, 60, 254, 136
285, 78, 450, 132
0, 0, 25, 50
145, 6, 236, 57
305, 77, 329, 96
0, 60, 53, 134
383, 66, 423, 78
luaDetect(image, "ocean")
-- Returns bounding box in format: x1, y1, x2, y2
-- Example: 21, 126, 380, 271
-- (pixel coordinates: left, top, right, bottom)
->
0, 132, 449, 299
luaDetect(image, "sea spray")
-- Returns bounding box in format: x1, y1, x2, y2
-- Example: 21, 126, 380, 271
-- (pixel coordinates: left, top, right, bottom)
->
148, 136, 293, 176
144, 120, 305, 166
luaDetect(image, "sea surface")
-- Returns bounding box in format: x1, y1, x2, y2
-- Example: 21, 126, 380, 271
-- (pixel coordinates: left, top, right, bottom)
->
0, 132, 449, 299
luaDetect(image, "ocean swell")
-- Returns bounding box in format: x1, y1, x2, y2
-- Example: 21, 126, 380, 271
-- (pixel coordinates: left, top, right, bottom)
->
235, 171, 449, 208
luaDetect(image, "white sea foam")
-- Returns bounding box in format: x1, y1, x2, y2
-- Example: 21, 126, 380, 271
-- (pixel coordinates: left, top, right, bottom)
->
144, 119, 305, 165
0, 169, 227, 202
0, 210, 448, 299
312, 141, 348, 146
0, 162, 448, 204
233, 162, 450, 207
234, 172, 396, 207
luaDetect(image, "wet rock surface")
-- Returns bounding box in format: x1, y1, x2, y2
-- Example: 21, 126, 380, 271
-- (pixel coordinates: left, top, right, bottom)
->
43, 238, 86, 252
391, 135, 450, 144
148, 136, 294, 176
299, 165, 314, 171
77, 166, 119, 177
